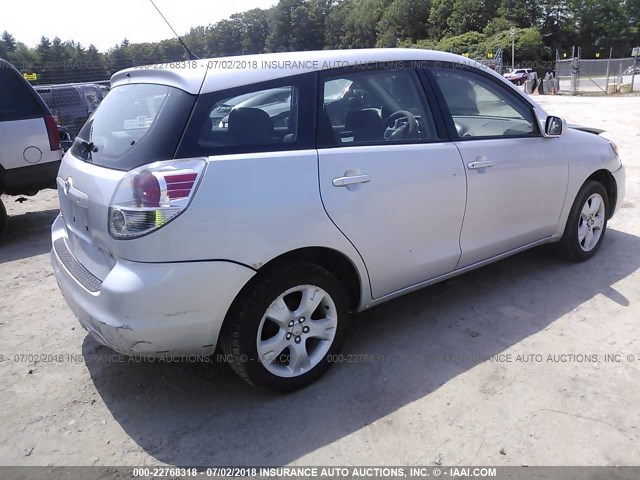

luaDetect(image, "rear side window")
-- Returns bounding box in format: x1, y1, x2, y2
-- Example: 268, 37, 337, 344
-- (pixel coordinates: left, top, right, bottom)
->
0, 64, 44, 122
209, 86, 294, 133
178, 74, 314, 158
53, 88, 83, 106
70, 84, 196, 171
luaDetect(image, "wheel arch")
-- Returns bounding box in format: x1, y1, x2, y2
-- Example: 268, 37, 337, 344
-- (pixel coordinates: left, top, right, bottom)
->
586, 169, 617, 218
219, 246, 364, 349
257, 247, 362, 310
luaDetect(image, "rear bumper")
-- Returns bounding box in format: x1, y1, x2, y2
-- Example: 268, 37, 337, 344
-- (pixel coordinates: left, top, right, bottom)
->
51, 214, 255, 356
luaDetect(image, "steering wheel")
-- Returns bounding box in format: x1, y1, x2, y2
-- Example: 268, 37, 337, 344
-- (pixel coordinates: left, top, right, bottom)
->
383, 110, 418, 140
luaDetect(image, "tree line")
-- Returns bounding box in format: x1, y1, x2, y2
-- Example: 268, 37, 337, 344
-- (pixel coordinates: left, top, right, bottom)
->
1, 0, 639, 84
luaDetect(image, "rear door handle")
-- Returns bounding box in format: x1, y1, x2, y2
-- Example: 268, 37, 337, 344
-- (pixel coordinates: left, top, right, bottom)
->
467, 160, 494, 169
332, 174, 371, 187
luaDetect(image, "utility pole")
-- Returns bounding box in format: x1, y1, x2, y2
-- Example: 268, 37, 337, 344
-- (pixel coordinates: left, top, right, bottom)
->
632, 47, 639, 93
509, 27, 516, 71
605, 47, 612, 94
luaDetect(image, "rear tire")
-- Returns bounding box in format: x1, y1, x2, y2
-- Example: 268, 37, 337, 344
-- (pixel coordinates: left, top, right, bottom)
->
556, 180, 609, 262
221, 261, 350, 392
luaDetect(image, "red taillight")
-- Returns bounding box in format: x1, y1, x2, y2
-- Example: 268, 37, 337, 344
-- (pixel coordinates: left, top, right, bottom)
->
108, 159, 206, 239
133, 171, 161, 207
166, 173, 197, 199
132, 171, 198, 207
44, 115, 61, 151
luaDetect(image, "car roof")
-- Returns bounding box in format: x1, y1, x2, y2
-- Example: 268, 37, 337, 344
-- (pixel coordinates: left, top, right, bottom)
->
110, 49, 491, 95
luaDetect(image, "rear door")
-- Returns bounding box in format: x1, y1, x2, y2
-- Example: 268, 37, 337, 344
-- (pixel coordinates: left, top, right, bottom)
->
427, 65, 568, 267
317, 65, 467, 298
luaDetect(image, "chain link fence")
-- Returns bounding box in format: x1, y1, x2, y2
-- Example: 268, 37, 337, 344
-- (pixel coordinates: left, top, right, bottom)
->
475, 48, 504, 75
556, 56, 637, 95
10, 55, 184, 141
32, 80, 111, 140
8, 53, 187, 141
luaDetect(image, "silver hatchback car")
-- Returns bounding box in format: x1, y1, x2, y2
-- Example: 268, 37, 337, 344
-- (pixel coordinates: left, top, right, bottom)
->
51, 49, 625, 391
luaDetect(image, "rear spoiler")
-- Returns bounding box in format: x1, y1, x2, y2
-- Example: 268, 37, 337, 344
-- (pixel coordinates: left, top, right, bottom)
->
568, 124, 604, 135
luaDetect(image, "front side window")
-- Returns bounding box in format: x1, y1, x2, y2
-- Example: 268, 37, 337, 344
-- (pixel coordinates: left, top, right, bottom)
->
431, 67, 537, 138
319, 68, 439, 147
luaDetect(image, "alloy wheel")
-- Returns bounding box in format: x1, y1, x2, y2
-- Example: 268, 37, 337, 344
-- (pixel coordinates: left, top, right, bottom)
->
256, 285, 338, 378
578, 193, 605, 252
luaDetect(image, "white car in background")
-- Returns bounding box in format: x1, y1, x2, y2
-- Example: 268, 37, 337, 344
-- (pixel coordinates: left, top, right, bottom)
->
51, 49, 625, 391
0, 58, 62, 235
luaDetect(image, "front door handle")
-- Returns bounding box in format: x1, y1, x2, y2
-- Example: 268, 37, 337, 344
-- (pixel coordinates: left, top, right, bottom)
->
332, 174, 371, 187
467, 160, 494, 169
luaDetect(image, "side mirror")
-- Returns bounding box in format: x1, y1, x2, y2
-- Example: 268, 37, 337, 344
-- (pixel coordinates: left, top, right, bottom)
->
544, 116, 564, 137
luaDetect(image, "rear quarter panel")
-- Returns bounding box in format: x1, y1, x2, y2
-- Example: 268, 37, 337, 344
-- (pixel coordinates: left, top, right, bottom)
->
112, 150, 373, 307
0, 118, 61, 170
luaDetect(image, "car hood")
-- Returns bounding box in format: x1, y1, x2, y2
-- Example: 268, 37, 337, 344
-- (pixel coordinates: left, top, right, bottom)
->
568, 124, 605, 135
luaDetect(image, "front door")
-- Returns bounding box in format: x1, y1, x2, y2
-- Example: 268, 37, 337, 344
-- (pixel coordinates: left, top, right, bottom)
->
429, 65, 569, 268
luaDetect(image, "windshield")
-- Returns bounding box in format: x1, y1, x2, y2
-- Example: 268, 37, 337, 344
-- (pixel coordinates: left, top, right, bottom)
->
70, 84, 196, 171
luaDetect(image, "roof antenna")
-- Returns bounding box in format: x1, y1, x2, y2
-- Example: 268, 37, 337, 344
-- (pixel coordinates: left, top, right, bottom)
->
148, 0, 199, 60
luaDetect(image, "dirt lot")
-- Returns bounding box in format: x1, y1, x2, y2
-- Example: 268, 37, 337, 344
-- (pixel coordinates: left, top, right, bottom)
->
1, 94, 639, 467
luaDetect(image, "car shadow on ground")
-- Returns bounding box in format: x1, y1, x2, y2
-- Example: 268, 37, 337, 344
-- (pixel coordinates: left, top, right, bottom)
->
84, 228, 640, 466
0, 207, 59, 264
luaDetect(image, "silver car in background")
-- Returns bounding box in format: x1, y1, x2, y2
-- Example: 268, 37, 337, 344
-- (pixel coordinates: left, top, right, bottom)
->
51, 49, 625, 391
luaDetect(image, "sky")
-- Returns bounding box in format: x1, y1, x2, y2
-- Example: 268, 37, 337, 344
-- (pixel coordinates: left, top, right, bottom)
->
3, 0, 279, 52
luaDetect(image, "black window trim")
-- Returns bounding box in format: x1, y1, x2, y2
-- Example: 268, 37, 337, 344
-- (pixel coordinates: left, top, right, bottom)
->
422, 61, 543, 141
176, 72, 317, 158
316, 61, 449, 149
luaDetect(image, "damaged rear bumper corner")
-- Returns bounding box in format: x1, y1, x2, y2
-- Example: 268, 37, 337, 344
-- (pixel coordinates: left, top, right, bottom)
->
51, 233, 255, 357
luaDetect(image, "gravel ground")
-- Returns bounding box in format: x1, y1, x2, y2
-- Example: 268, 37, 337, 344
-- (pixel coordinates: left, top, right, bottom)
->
0, 94, 639, 467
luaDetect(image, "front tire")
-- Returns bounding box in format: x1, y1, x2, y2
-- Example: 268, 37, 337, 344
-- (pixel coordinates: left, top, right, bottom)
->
221, 261, 350, 392
557, 180, 609, 262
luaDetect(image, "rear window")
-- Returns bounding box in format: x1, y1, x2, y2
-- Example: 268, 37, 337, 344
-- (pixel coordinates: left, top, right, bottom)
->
0, 63, 44, 122
70, 84, 196, 171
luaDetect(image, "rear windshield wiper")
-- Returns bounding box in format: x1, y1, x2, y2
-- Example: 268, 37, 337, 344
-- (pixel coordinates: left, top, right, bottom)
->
75, 138, 98, 162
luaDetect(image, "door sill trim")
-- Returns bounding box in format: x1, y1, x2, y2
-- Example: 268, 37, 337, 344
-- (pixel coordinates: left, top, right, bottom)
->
362, 236, 554, 310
